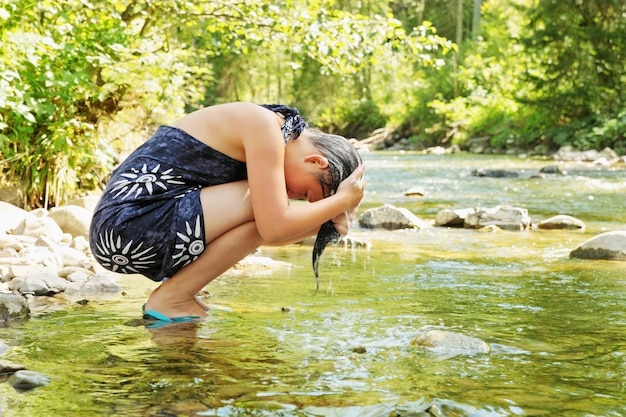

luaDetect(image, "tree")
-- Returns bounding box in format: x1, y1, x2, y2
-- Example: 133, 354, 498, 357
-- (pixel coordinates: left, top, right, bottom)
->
0, 0, 454, 209
519, 0, 626, 150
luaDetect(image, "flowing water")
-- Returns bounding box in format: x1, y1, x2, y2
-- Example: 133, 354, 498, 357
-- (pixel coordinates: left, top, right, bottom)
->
1, 153, 625, 416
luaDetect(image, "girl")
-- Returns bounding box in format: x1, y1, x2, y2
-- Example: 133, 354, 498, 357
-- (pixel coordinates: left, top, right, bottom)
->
89, 102, 365, 322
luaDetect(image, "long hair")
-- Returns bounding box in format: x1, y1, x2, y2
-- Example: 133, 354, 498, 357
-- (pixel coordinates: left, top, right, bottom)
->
304, 128, 362, 197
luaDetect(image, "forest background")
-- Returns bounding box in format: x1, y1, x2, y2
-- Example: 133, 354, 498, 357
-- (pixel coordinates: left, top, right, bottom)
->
1, 0, 625, 209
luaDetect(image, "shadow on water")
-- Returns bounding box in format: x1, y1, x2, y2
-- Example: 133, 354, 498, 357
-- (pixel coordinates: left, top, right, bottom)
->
1, 153, 625, 416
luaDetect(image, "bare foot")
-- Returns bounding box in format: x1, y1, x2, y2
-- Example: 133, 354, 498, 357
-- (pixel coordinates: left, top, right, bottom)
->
144, 287, 208, 319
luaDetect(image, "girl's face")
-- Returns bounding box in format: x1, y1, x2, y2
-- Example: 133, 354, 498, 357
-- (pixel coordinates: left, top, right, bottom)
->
283, 132, 330, 203
284, 163, 326, 202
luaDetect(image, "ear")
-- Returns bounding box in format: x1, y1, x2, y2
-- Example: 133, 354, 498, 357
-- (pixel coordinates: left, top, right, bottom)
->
304, 154, 329, 169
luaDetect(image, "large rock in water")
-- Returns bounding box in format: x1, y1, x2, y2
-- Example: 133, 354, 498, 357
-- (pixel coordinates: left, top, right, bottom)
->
358, 203, 429, 230
464, 205, 531, 231
570, 231, 626, 261
538, 214, 585, 230
435, 208, 476, 227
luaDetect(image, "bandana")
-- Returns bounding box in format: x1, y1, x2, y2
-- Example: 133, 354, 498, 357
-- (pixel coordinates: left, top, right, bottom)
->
260, 104, 308, 143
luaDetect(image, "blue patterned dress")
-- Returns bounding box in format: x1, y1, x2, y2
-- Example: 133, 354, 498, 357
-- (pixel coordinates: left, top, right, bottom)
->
89, 104, 306, 281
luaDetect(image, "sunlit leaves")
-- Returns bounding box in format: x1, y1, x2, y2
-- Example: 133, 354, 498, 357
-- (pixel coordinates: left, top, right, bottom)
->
0, 0, 457, 208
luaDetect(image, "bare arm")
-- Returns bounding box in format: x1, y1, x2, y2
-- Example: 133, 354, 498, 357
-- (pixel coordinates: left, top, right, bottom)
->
175, 102, 363, 244
240, 105, 363, 244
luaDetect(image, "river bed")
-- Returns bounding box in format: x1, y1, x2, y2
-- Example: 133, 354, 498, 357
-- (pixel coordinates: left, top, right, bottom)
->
1, 152, 625, 416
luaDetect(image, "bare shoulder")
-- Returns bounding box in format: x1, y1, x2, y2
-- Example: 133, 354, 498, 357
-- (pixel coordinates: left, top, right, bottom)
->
171, 102, 281, 161
173, 102, 271, 131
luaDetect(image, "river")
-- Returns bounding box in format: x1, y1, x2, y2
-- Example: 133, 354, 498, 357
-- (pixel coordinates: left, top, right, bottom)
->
1, 152, 625, 416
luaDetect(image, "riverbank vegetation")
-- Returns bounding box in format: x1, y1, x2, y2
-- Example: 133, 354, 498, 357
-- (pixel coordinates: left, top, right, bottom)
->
1, 0, 625, 208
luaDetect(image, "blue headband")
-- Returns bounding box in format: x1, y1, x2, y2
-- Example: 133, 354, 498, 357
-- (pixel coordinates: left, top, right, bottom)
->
260, 104, 308, 142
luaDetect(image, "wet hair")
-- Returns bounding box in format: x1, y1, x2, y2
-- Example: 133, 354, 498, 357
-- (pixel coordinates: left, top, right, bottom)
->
303, 128, 362, 197
258, 104, 361, 196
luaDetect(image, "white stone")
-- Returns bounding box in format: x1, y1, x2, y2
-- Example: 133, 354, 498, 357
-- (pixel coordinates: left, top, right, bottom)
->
49, 205, 92, 238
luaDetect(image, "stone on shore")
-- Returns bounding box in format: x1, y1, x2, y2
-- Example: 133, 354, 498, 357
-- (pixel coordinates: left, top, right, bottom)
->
0, 293, 30, 321
48, 205, 92, 238
13, 215, 64, 241
9, 273, 69, 296
64, 273, 123, 295
0, 202, 33, 234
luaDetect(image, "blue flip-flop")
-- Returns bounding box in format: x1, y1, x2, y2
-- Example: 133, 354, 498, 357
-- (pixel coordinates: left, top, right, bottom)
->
142, 305, 202, 327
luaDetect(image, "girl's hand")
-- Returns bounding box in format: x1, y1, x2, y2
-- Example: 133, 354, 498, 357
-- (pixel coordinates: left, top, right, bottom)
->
335, 164, 366, 211
332, 165, 365, 235
332, 212, 351, 237
332, 205, 360, 237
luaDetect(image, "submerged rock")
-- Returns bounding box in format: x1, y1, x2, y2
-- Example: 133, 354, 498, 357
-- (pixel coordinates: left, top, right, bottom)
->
410, 329, 491, 356
0, 360, 26, 374
539, 165, 567, 175
230, 255, 292, 273
8, 370, 50, 391
472, 168, 519, 178
404, 186, 426, 197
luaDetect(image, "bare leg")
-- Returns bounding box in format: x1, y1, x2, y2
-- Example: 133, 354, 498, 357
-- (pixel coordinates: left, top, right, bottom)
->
145, 221, 262, 318
144, 180, 262, 318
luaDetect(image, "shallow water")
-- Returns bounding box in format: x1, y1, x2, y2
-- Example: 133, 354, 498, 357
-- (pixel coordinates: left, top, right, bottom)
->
1, 153, 625, 416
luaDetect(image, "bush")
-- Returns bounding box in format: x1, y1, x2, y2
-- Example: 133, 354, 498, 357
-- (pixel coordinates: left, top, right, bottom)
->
317, 98, 388, 139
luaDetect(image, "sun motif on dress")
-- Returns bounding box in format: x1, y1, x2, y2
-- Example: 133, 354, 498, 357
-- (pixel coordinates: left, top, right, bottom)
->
109, 163, 185, 200
171, 215, 205, 269
94, 230, 158, 274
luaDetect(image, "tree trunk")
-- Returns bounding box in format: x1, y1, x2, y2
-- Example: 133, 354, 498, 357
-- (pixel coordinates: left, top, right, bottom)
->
454, 0, 463, 96
472, 0, 482, 39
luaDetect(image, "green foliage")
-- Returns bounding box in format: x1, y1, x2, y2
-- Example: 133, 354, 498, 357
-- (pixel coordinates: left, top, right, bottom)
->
520, 0, 626, 118
514, 0, 626, 151
1, 0, 122, 207
1, 0, 455, 209
316, 98, 388, 139
2, 0, 625, 210
0, 0, 209, 208
395, 0, 626, 155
